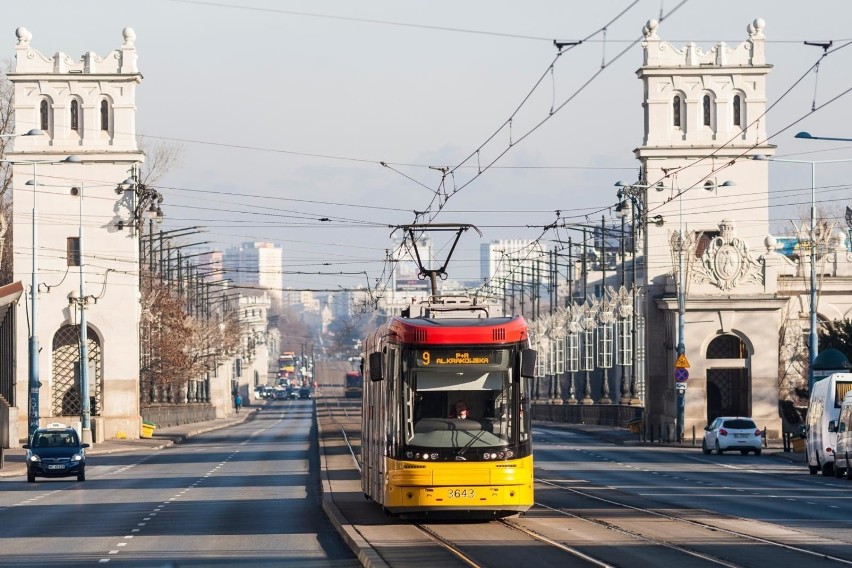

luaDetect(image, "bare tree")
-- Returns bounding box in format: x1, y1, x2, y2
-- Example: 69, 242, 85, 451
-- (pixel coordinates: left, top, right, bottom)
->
138, 138, 183, 187
0, 60, 15, 283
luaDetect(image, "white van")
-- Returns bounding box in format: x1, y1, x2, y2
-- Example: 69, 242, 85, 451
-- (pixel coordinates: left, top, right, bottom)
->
834, 391, 852, 480
807, 373, 852, 476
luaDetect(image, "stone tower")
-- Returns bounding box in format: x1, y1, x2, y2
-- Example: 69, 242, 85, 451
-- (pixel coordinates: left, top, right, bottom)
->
634, 19, 782, 436
7, 27, 144, 443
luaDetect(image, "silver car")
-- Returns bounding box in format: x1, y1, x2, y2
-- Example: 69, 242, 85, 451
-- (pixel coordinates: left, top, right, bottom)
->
702, 416, 762, 455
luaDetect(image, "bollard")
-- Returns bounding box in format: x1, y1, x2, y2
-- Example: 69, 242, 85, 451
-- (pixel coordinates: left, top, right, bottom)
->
763, 427, 767, 448
692, 424, 696, 446
0, 445, 4, 469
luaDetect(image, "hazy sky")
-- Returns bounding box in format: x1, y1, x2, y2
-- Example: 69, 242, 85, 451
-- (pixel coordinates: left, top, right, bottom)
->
7, 1, 852, 290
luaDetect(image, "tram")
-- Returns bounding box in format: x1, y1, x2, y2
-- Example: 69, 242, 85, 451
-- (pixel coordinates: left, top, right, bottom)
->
344, 370, 363, 399
361, 296, 537, 519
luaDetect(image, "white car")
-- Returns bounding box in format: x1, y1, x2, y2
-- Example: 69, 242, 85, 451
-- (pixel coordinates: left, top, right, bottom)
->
702, 416, 762, 455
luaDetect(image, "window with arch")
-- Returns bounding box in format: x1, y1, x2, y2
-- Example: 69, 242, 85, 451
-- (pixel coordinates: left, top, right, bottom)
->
673, 95, 682, 127
40, 100, 49, 131
733, 94, 742, 127
100, 100, 109, 131
703, 95, 712, 126
707, 334, 747, 359
70, 100, 80, 132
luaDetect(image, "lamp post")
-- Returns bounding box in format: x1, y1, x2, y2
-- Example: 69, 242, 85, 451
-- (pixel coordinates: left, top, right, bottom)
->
4, 146, 77, 440
753, 154, 852, 392
614, 181, 664, 406
673, 179, 734, 443
62, 157, 94, 443
0, 129, 44, 440
795, 132, 852, 143
616, 179, 733, 438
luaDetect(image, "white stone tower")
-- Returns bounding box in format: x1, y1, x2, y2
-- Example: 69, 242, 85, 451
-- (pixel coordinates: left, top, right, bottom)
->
7, 27, 144, 443
634, 19, 779, 435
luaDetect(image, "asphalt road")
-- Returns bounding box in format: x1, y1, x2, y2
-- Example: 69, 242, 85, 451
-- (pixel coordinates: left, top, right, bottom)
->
0, 400, 358, 567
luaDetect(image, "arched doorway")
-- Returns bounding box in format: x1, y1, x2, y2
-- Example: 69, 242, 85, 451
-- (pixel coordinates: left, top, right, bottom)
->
705, 334, 749, 421
51, 324, 102, 418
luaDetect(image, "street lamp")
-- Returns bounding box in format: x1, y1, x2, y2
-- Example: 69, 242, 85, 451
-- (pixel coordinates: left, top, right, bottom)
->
795, 132, 852, 143
614, 180, 666, 407
673, 179, 734, 442
5, 149, 77, 440
753, 154, 852, 392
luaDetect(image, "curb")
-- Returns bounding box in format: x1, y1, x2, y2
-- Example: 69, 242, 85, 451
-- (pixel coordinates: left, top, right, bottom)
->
316, 408, 387, 568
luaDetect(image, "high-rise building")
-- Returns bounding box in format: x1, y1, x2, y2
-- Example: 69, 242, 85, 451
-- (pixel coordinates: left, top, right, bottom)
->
224, 242, 283, 307
480, 239, 547, 294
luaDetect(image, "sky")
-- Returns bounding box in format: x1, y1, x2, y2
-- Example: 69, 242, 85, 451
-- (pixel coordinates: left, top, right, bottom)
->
6, 0, 852, 293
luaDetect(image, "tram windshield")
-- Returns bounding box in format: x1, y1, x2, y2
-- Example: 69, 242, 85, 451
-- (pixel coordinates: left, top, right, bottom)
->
405, 368, 528, 449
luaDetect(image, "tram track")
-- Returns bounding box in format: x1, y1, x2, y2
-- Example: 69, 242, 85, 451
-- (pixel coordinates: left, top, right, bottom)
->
412, 519, 614, 568
533, 478, 852, 567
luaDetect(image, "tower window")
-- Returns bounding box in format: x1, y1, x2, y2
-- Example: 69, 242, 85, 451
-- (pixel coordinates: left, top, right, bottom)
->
673, 95, 682, 127
733, 95, 742, 126
100, 100, 109, 131
70, 100, 79, 132
40, 100, 49, 131
703, 95, 711, 126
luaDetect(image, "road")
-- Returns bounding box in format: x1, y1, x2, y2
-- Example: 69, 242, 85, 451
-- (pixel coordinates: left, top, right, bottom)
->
0, 397, 358, 567
317, 358, 852, 567
4, 359, 852, 567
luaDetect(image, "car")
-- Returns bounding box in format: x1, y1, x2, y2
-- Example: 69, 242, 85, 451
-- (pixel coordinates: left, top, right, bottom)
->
22, 423, 89, 482
702, 416, 762, 455
298, 386, 312, 400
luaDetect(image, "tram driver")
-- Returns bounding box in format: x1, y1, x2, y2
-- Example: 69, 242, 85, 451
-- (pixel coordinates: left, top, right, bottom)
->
451, 400, 470, 420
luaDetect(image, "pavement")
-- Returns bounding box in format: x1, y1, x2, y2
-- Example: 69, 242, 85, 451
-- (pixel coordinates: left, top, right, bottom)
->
0, 409, 257, 478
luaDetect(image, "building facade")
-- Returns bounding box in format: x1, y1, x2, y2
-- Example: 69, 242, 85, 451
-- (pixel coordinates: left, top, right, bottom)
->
8, 27, 144, 443
634, 18, 852, 438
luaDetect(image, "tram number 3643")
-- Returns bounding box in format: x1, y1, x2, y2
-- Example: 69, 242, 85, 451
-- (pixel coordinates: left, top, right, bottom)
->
448, 489, 475, 499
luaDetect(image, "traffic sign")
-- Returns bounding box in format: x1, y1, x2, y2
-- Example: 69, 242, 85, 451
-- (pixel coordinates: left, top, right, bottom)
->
675, 382, 687, 392
675, 353, 690, 368
675, 367, 689, 382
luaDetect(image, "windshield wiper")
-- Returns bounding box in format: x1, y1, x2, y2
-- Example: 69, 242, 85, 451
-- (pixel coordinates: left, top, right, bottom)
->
456, 428, 488, 457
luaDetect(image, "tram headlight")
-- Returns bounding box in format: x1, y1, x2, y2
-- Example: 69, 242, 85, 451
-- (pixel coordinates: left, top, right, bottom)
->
405, 451, 414, 459
506, 450, 514, 458
497, 451, 505, 459
421, 453, 429, 460
430, 453, 439, 460
483, 453, 490, 460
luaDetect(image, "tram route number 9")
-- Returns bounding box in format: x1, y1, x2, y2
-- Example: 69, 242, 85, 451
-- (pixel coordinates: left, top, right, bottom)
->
448, 488, 475, 499
417, 349, 494, 366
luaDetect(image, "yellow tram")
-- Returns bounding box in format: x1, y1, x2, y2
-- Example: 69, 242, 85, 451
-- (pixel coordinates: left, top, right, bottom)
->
361, 300, 537, 519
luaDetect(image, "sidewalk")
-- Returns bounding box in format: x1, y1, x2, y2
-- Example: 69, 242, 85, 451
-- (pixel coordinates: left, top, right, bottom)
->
0, 410, 256, 478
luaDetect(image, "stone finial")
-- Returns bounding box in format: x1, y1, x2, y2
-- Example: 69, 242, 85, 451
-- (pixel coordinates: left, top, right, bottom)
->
764, 235, 777, 254
747, 18, 766, 39
643, 19, 659, 39
122, 27, 136, 48
15, 26, 32, 46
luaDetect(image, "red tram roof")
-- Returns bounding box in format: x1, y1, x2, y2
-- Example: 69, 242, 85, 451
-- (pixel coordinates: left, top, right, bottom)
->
385, 316, 529, 346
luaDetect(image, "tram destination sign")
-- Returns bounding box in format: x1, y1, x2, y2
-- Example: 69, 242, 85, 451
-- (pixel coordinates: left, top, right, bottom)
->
415, 348, 508, 367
